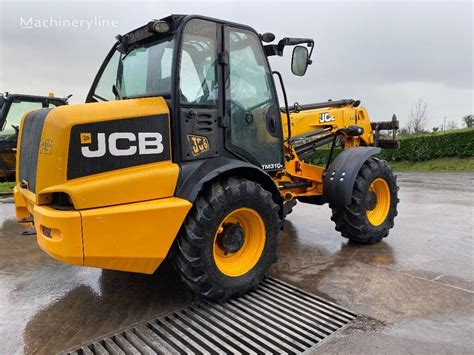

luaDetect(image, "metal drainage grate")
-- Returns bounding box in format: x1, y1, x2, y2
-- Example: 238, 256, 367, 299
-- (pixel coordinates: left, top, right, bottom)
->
66, 278, 357, 354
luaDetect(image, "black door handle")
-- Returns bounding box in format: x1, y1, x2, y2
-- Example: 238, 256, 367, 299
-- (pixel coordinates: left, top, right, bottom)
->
245, 113, 254, 124
268, 116, 276, 133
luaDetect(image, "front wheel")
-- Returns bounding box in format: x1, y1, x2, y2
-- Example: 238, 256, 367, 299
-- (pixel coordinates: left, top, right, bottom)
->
172, 177, 280, 300
330, 157, 399, 244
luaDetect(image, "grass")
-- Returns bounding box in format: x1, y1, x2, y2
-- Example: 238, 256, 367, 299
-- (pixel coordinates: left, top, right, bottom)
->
389, 157, 474, 172
0, 181, 14, 193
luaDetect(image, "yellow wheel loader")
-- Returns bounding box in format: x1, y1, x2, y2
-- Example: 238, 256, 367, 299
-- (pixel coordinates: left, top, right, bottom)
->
0, 93, 68, 181
14, 15, 399, 300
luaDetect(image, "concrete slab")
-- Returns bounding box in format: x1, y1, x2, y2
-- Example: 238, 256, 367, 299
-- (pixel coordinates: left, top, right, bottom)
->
0, 173, 473, 354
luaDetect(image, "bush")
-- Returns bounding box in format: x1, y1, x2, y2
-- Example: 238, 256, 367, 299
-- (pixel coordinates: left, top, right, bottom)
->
309, 129, 474, 164
378, 129, 474, 161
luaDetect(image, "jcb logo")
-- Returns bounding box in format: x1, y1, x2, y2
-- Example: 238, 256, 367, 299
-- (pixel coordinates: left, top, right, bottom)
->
188, 134, 210, 156
319, 112, 336, 123
80, 132, 164, 158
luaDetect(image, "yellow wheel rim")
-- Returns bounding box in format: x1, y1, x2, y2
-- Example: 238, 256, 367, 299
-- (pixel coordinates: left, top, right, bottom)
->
213, 208, 266, 277
366, 178, 391, 226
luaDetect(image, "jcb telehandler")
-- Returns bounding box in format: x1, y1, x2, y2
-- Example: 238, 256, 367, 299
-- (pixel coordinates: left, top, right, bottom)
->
14, 15, 399, 300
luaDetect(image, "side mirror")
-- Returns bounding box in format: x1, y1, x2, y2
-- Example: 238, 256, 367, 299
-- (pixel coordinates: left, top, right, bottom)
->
291, 46, 309, 76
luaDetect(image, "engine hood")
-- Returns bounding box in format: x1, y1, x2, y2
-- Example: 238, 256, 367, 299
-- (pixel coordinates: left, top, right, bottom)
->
17, 97, 178, 209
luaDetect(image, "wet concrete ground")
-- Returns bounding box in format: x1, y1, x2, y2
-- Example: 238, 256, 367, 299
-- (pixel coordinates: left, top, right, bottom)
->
0, 173, 473, 354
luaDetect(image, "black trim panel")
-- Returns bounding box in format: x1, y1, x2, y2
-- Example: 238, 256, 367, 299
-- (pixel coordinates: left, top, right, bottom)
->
19, 108, 52, 192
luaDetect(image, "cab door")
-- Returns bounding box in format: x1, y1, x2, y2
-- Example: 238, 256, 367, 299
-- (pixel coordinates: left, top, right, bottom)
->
224, 26, 283, 171
177, 18, 221, 161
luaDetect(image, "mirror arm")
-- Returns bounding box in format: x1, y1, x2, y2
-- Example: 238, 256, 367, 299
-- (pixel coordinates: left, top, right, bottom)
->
272, 71, 291, 141
267, 37, 315, 57
264, 44, 280, 57
279, 37, 314, 46
307, 42, 315, 64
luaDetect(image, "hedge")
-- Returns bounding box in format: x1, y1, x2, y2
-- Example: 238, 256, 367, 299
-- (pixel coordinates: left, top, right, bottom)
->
309, 129, 474, 164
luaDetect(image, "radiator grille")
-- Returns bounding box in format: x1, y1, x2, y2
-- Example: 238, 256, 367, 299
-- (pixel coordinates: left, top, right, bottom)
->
18, 108, 51, 193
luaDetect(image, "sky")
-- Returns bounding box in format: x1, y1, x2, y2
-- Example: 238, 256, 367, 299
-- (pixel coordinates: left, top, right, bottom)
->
0, 0, 472, 129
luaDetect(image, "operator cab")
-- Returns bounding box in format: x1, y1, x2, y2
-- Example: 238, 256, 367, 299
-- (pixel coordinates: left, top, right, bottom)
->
86, 15, 313, 173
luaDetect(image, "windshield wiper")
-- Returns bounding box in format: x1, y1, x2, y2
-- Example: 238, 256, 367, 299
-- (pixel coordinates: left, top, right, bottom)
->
92, 93, 109, 102
121, 44, 139, 61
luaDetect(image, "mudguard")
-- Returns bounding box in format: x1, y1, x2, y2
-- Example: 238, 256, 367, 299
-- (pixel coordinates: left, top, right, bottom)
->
323, 147, 381, 206
175, 157, 281, 206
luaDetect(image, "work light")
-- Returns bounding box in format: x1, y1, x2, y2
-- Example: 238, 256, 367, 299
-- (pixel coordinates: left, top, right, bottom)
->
148, 20, 170, 33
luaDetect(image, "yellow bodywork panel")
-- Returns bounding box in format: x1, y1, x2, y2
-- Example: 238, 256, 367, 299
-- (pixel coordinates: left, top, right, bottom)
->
282, 105, 374, 145
81, 197, 192, 273
13, 185, 31, 221
30, 196, 191, 273
36, 96, 171, 191
20, 97, 178, 208
40, 161, 179, 210
277, 104, 375, 200
34, 205, 83, 266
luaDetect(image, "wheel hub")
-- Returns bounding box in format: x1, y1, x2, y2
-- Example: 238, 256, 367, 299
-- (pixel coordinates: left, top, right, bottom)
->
366, 191, 377, 211
219, 223, 245, 253
366, 178, 391, 226
213, 207, 266, 277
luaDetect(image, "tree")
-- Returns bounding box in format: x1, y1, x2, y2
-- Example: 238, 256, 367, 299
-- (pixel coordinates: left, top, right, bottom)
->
407, 98, 428, 134
398, 127, 409, 136
447, 120, 458, 130
432, 127, 439, 133
463, 114, 473, 128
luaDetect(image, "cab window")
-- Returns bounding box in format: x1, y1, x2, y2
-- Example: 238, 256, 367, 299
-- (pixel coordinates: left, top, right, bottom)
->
91, 37, 175, 101
179, 19, 218, 106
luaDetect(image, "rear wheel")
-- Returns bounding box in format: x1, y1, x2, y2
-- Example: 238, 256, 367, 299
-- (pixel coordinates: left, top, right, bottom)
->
330, 158, 399, 244
172, 177, 280, 300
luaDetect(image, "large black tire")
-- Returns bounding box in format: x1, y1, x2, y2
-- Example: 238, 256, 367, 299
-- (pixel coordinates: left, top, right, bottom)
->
172, 177, 280, 301
330, 157, 399, 244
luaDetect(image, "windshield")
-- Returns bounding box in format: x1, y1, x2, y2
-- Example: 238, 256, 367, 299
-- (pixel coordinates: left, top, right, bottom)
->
0, 101, 43, 140
92, 37, 175, 101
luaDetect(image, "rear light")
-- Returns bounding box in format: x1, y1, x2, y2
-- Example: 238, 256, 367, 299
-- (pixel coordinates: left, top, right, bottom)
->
41, 225, 52, 238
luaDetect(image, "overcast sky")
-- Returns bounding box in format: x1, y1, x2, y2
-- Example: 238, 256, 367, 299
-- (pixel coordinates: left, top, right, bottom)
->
0, 0, 472, 129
